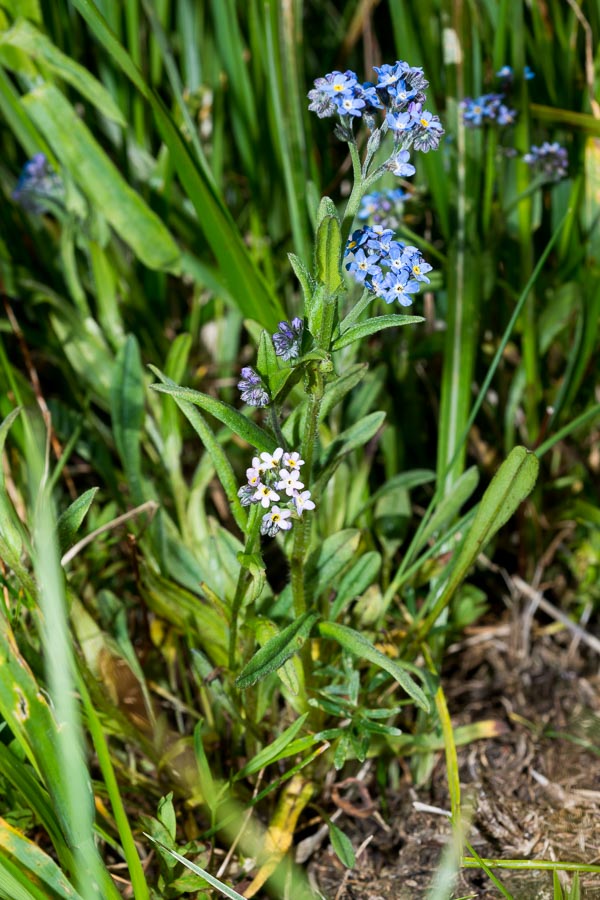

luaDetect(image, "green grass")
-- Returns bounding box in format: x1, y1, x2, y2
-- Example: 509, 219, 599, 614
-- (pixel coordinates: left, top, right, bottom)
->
0, 1, 598, 898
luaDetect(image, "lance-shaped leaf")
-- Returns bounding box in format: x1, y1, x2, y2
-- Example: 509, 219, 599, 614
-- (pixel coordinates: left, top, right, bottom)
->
333, 315, 424, 350
318, 622, 430, 712
0, 819, 86, 900
149, 366, 276, 455
419, 446, 539, 636
22, 84, 180, 272
235, 613, 319, 689
315, 217, 343, 291
57, 487, 98, 554
330, 551, 382, 620
111, 335, 145, 504
319, 411, 385, 478
1, 20, 126, 125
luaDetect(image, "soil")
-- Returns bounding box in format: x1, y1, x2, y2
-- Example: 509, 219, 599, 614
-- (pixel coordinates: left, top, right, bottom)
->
305, 611, 600, 899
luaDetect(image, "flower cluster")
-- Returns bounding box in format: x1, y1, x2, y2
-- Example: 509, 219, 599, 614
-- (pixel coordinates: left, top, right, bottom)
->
237, 448, 315, 536
345, 225, 432, 306
272, 318, 303, 361
238, 366, 269, 408
358, 188, 408, 229
523, 142, 568, 182
12, 153, 64, 213
308, 60, 444, 153
461, 93, 516, 127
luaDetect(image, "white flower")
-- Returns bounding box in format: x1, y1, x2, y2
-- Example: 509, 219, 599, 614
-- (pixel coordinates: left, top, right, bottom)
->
253, 484, 280, 508
259, 447, 284, 470
276, 469, 304, 496
283, 451, 305, 470
294, 490, 315, 515
261, 506, 293, 536
246, 467, 262, 487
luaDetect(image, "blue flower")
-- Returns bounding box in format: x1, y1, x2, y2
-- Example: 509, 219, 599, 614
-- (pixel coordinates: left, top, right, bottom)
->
387, 149, 416, 177
388, 79, 418, 105
346, 248, 382, 284
272, 318, 303, 361
461, 93, 516, 129
12, 153, 64, 213
237, 366, 269, 407
338, 93, 366, 117
356, 82, 383, 111
379, 270, 421, 306
524, 66, 535, 80
366, 227, 395, 256
412, 109, 445, 152
523, 142, 568, 181
322, 70, 358, 98
344, 226, 432, 307
496, 65, 513, 80
386, 110, 414, 134
374, 61, 407, 88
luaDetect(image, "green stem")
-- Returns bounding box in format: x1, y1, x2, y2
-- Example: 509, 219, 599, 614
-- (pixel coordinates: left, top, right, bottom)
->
269, 403, 287, 449
481, 128, 497, 237
340, 141, 369, 248
228, 505, 261, 670
291, 377, 323, 617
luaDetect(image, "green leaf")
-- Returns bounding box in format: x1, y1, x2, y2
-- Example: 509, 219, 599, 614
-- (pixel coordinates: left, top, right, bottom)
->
315, 214, 343, 294
0, 408, 26, 563
157, 793, 176, 843
333, 315, 424, 350
327, 821, 355, 869
144, 837, 246, 900
0, 821, 86, 900
1, 20, 126, 125
317, 411, 386, 475
149, 366, 276, 455
235, 713, 309, 779
414, 466, 479, 553
111, 335, 145, 504
420, 447, 540, 636
306, 529, 361, 600
288, 252, 315, 305
256, 329, 279, 383
235, 613, 319, 689
316, 196, 340, 228
22, 84, 180, 272
56, 487, 98, 554
318, 622, 430, 712
330, 551, 382, 620
70, 0, 284, 328
354, 469, 436, 517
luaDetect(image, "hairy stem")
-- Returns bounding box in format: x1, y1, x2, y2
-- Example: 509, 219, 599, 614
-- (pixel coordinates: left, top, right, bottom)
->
228, 504, 261, 670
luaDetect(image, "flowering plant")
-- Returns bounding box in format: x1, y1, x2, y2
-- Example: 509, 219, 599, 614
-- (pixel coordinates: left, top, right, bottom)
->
151, 59, 442, 722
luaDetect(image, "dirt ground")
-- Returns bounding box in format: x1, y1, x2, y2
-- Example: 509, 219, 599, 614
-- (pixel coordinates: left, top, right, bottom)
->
306, 610, 600, 899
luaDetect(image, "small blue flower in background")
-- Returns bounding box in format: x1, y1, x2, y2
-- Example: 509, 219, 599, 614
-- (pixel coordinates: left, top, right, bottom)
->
272, 318, 303, 361
496, 65, 513, 81
524, 66, 535, 80
238, 366, 270, 407
13, 153, 64, 213
357, 188, 407, 230
523, 142, 568, 181
461, 93, 517, 128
